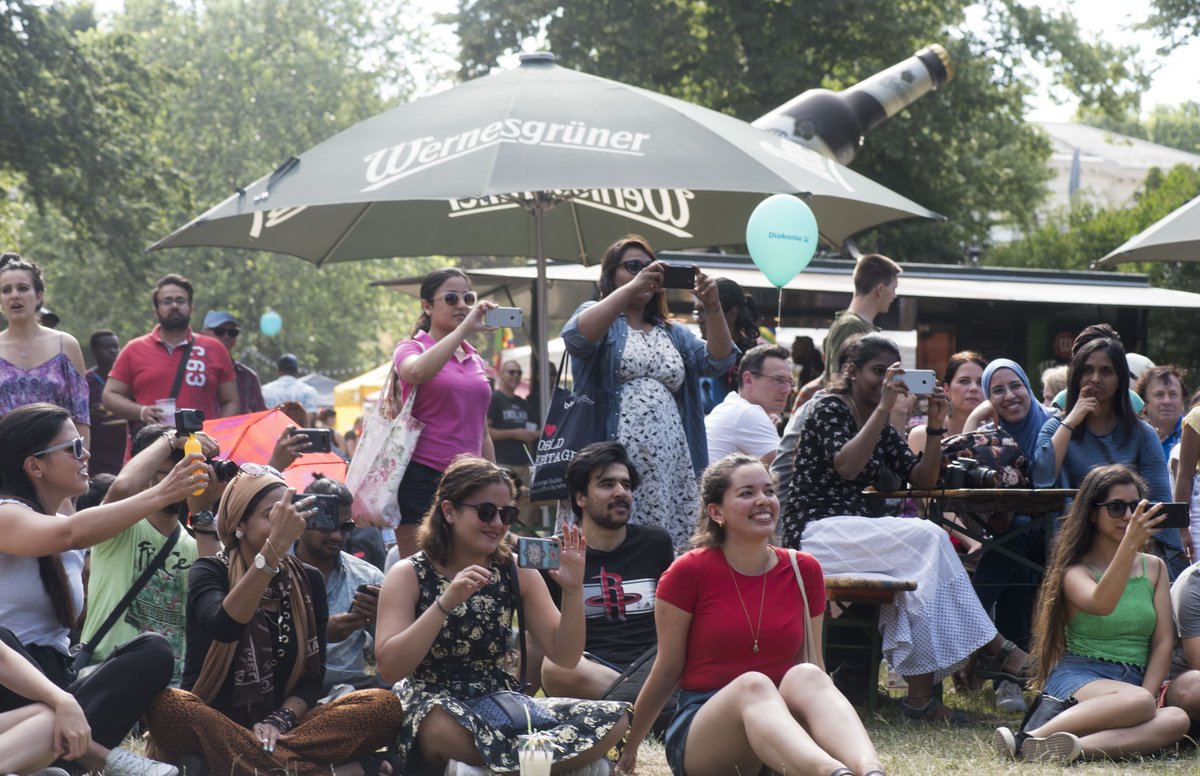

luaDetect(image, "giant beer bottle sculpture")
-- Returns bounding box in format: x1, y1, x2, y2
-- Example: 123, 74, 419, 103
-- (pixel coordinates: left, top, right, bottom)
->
752, 45, 953, 165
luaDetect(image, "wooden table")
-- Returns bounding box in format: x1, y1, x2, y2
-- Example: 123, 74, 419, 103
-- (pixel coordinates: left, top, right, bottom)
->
865, 488, 1076, 576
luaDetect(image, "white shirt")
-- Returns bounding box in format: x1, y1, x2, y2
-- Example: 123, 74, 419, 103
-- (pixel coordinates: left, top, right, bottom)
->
705, 391, 780, 462
261, 374, 319, 412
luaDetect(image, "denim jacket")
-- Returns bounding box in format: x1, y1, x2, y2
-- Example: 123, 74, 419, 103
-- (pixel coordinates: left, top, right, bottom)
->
561, 301, 739, 475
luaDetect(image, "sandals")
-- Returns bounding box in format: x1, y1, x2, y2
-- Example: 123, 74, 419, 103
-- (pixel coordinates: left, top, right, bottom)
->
993, 726, 1082, 763
899, 696, 970, 725
360, 751, 402, 776
973, 639, 1033, 686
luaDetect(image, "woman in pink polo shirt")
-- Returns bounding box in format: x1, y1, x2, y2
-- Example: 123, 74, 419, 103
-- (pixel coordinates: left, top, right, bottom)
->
392, 268, 497, 559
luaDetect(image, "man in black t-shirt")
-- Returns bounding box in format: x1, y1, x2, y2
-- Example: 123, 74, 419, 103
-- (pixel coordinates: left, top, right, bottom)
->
542, 442, 674, 699
487, 359, 539, 525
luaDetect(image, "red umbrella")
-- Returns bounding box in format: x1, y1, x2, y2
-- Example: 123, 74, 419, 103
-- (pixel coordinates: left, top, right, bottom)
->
202, 409, 347, 491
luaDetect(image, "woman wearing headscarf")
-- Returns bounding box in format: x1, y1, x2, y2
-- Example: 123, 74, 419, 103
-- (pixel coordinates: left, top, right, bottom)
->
143, 466, 403, 776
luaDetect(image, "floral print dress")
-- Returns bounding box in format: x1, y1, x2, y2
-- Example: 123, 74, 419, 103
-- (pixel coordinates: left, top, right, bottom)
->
616, 326, 699, 553
392, 553, 629, 771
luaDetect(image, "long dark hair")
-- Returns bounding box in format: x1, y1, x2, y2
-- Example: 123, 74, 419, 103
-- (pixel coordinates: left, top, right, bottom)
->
597, 235, 670, 328
0, 403, 78, 628
411, 267, 470, 337
715, 278, 761, 351
417, 455, 514, 565
825, 334, 901, 395
1030, 464, 1146, 690
1065, 337, 1136, 443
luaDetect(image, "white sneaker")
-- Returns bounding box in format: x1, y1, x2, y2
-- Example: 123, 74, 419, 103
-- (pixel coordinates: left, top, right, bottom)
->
104, 747, 180, 776
995, 680, 1027, 713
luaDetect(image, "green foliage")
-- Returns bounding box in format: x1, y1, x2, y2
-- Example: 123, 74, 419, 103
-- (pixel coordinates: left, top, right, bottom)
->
1144, 0, 1200, 48
1077, 102, 1200, 155
453, 0, 1147, 261
13, 0, 448, 375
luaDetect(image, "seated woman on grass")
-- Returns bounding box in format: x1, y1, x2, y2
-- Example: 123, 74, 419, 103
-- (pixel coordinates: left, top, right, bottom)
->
994, 464, 1189, 762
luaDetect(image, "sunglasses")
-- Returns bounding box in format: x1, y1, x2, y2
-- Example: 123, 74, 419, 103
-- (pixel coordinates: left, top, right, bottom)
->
34, 437, 87, 460
213, 327, 240, 338
621, 259, 651, 275
239, 462, 284, 478
437, 291, 477, 307
454, 501, 520, 525
1094, 499, 1140, 518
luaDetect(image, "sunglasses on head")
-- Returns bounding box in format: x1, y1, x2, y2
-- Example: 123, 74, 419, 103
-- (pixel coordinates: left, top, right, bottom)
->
1094, 499, 1140, 518
239, 462, 284, 478
454, 501, 520, 525
621, 259, 651, 275
213, 327, 240, 338
437, 291, 477, 307
34, 437, 87, 460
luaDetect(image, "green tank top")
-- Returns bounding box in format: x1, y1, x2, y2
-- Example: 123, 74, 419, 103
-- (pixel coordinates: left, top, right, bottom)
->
1065, 554, 1155, 667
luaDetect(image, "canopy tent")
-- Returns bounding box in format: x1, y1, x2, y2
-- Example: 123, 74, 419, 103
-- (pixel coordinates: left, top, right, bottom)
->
333, 361, 391, 434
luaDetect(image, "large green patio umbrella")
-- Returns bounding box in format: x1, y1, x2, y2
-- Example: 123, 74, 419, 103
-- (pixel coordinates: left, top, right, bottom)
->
151, 52, 941, 411
1094, 194, 1200, 267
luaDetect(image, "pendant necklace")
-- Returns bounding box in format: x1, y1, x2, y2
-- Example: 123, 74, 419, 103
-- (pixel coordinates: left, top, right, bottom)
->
726, 547, 771, 653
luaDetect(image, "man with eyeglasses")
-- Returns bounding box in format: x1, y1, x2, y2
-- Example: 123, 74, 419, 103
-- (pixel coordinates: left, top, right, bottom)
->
295, 476, 385, 693
80, 424, 218, 686
705, 344, 791, 465
487, 359, 538, 525
203, 310, 267, 414
261, 352, 319, 414
103, 274, 240, 428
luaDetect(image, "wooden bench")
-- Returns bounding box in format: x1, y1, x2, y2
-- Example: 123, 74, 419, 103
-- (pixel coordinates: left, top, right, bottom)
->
823, 575, 917, 710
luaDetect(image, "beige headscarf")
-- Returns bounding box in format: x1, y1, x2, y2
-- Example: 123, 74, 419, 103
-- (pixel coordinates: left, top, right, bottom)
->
190, 471, 319, 706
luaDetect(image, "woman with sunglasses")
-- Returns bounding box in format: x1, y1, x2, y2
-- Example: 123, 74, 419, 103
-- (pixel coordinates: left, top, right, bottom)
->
994, 464, 1189, 762
0, 403, 205, 776
376, 455, 629, 775
391, 267, 499, 560
0, 253, 90, 448
143, 464, 404, 775
562, 235, 736, 552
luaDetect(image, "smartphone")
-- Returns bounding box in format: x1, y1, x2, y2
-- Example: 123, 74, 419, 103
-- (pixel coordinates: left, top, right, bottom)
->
290, 427, 333, 453
661, 264, 696, 289
305, 493, 342, 531
349, 583, 378, 613
517, 536, 560, 570
1155, 502, 1191, 530
896, 369, 937, 395
485, 307, 523, 328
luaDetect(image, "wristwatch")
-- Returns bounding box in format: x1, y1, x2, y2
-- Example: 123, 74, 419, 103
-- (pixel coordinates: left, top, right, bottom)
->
191, 510, 215, 529
254, 553, 279, 576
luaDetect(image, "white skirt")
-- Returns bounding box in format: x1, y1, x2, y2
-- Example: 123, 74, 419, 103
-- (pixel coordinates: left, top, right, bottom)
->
801, 515, 997, 678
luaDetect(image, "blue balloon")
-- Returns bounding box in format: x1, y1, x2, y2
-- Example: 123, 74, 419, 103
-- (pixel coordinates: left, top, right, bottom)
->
260, 310, 283, 337
745, 194, 819, 288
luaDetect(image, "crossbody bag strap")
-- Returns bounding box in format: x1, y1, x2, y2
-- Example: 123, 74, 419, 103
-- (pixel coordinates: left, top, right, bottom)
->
788, 549, 816, 665
168, 341, 194, 401
73, 525, 182, 669
508, 559, 528, 691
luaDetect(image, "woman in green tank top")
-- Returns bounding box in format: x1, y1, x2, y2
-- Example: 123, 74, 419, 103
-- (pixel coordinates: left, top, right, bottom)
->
994, 464, 1189, 762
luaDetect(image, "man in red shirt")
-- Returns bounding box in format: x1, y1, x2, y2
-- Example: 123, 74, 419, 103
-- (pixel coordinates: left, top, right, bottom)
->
102, 274, 239, 426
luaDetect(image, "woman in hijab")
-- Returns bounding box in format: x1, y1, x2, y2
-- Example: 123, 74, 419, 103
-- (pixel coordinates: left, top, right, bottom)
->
143, 465, 403, 776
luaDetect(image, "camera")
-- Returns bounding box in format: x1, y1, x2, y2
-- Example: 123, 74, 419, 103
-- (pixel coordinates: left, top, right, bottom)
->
943, 459, 999, 489
174, 408, 205, 435
210, 459, 240, 483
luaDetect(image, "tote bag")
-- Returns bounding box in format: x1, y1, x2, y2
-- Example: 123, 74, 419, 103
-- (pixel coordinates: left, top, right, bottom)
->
528, 355, 608, 502
345, 367, 424, 528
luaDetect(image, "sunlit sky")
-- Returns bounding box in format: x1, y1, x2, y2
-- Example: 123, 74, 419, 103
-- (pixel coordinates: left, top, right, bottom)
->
92, 0, 1200, 121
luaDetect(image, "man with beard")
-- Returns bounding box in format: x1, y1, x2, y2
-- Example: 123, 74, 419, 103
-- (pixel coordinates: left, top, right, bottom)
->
294, 476, 385, 692
541, 441, 674, 702
79, 424, 216, 685
102, 274, 239, 428
86, 329, 128, 476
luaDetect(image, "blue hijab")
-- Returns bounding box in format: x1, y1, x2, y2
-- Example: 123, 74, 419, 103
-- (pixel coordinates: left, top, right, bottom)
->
982, 359, 1050, 458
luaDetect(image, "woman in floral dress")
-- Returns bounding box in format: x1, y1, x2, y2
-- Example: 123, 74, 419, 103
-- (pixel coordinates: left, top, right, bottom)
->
376, 456, 629, 774
562, 235, 736, 552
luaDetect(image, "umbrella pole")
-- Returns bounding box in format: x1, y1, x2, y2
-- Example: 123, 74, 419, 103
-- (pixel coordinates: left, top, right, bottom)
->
534, 201, 552, 425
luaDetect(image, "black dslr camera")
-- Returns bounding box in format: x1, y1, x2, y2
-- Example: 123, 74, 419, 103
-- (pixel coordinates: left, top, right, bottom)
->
943, 459, 999, 489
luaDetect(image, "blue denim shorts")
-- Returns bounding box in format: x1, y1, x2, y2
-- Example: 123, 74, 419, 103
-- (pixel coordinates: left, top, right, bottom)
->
663, 689, 718, 776
1043, 653, 1145, 701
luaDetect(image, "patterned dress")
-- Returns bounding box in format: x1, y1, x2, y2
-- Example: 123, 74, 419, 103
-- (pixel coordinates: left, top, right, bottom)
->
616, 326, 699, 553
0, 350, 89, 425
392, 553, 629, 771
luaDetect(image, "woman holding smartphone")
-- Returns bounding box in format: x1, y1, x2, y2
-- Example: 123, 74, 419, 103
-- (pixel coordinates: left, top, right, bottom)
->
375, 455, 629, 775
392, 268, 498, 559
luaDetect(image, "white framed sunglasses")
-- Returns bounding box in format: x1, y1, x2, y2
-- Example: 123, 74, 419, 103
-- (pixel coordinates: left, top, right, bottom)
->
34, 437, 87, 460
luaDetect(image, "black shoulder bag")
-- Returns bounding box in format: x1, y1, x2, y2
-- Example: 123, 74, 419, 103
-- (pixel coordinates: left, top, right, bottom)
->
466, 561, 556, 734
169, 340, 193, 401
72, 525, 181, 672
